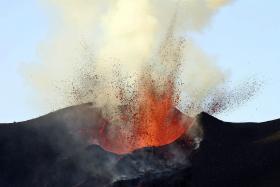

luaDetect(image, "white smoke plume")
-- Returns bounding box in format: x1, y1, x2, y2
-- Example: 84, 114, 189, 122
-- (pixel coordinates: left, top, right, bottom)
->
24, 0, 232, 116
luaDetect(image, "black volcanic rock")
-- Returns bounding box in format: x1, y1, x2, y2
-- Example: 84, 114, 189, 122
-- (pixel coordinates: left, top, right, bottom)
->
0, 104, 100, 187
0, 104, 280, 187
0, 104, 192, 187
191, 112, 280, 187
111, 113, 280, 187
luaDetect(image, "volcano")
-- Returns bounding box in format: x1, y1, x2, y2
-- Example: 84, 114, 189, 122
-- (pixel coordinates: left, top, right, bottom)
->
0, 103, 280, 187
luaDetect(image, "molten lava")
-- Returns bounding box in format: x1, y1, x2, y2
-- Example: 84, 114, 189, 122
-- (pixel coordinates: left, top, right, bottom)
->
131, 77, 188, 148
92, 74, 194, 154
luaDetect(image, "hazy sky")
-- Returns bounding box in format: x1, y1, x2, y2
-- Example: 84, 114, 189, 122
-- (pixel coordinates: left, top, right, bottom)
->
0, 0, 279, 122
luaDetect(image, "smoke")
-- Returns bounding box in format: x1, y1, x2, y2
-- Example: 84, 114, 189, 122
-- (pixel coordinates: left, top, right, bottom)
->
24, 0, 232, 117
178, 42, 226, 115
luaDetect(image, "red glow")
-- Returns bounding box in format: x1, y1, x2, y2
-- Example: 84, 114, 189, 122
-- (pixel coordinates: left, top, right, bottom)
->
84, 74, 194, 155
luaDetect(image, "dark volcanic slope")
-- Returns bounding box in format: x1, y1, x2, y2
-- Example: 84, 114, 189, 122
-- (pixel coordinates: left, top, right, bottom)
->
192, 112, 280, 187
0, 104, 280, 187
0, 104, 192, 187
0, 103, 103, 187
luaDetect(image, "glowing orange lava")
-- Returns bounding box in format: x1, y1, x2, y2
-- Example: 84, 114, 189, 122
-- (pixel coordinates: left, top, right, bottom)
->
93, 74, 194, 154
132, 77, 187, 148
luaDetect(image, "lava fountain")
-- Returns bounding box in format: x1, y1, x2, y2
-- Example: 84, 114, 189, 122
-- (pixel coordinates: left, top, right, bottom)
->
87, 25, 198, 154
95, 70, 194, 154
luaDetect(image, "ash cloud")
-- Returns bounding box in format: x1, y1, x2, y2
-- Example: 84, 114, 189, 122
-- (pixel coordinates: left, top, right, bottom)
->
24, 0, 232, 117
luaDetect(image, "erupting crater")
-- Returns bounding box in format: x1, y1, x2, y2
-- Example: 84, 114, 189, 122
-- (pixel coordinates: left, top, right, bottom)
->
84, 74, 194, 154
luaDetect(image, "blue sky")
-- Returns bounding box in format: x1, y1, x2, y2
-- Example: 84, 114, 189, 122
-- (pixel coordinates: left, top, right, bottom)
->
0, 0, 279, 122
0, 0, 50, 122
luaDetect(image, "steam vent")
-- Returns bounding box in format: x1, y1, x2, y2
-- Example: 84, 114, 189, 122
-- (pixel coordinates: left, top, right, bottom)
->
0, 103, 280, 187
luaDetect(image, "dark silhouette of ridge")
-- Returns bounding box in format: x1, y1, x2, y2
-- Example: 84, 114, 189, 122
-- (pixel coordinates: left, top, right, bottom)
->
0, 104, 280, 186
191, 112, 280, 187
